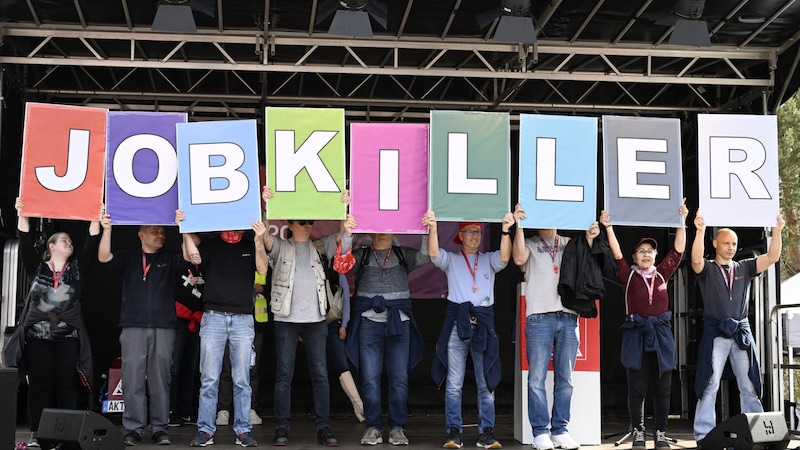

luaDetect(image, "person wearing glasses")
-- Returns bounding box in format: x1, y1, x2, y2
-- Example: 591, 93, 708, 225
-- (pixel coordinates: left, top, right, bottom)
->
261, 187, 355, 447
600, 199, 688, 450
690, 208, 784, 446
425, 211, 513, 450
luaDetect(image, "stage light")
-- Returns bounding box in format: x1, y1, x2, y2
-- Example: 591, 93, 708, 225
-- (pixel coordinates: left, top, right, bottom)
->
318, 0, 388, 38
668, 0, 710, 47
487, 0, 536, 45
152, 0, 197, 33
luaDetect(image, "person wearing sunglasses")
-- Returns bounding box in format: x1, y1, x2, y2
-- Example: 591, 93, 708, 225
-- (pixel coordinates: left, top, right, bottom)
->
261, 186, 355, 447
600, 198, 688, 450
425, 211, 513, 449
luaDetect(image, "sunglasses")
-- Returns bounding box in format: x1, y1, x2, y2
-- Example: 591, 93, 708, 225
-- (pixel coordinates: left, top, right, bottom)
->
294, 220, 314, 226
460, 230, 481, 236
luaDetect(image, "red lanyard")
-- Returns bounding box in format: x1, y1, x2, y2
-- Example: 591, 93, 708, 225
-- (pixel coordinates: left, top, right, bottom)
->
462, 251, 480, 293
142, 252, 152, 281
371, 248, 392, 276
48, 260, 69, 289
537, 235, 560, 274
634, 267, 657, 305
714, 261, 734, 301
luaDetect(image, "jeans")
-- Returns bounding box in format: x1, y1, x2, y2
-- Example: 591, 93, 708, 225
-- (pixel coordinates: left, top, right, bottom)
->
693, 336, 763, 441
627, 351, 671, 431
359, 318, 410, 431
445, 323, 495, 434
170, 320, 200, 420
273, 320, 330, 430
25, 336, 80, 431
219, 330, 263, 411
526, 312, 579, 437
197, 312, 254, 436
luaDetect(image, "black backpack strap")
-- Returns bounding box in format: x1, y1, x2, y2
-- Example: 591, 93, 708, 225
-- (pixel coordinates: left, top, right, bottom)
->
391, 245, 408, 271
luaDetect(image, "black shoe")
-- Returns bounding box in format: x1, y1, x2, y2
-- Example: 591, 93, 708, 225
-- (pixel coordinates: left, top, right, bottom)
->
477, 427, 501, 449
273, 428, 289, 447
124, 431, 142, 447
317, 426, 338, 447
168, 413, 183, 427
443, 427, 463, 449
152, 431, 171, 445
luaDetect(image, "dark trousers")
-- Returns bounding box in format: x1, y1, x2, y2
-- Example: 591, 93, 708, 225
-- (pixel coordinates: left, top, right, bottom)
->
326, 320, 348, 375
170, 320, 200, 420
627, 351, 672, 431
26, 336, 80, 431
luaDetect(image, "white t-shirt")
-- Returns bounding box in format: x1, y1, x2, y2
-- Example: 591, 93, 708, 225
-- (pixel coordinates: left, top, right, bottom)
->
523, 235, 575, 316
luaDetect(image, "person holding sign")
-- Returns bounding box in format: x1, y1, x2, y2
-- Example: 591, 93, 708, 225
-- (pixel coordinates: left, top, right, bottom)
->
691, 209, 784, 445
344, 230, 430, 446
600, 199, 688, 450
425, 210, 513, 450
15, 198, 101, 449
98, 211, 199, 446
262, 187, 355, 447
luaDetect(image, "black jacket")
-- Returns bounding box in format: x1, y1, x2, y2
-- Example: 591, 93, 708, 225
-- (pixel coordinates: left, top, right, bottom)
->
557, 232, 617, 318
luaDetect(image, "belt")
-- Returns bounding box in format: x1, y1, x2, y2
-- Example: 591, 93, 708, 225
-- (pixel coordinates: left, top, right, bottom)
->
206, 309, 237, 316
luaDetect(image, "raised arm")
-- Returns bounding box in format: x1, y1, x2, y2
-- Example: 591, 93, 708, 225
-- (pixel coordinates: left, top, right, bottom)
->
600, 210, 622, 260
511, 203, 530, 266
98, 213, 114, 263
262, 186, 275, 252
89, 205, 102, 237
174, 209, 202, 264
253, 220, 269, 275
422, 210, 439, 258
674, 198, 688, 254
690, 209, 706, 274
756, 209, 785, 273
499, 212, 514, 263
15, 197, 29, 233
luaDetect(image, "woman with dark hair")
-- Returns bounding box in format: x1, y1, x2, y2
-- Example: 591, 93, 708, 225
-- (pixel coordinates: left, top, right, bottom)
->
600, 199, 688, 450
15, 197, 100, 447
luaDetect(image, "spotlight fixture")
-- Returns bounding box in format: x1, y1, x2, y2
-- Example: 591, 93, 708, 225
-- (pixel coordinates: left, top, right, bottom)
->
668, 0, 710, 47
478, 0, 537, 45
152, 0, 197, 33
317, 0, 388, 38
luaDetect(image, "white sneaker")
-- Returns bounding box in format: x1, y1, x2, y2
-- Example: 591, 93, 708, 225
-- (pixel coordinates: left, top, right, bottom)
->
552, 433, 580, 450
533, 434, 555, 450
361, 427, 383, 445
248, 409, 262, 425
215, 410, 230, 426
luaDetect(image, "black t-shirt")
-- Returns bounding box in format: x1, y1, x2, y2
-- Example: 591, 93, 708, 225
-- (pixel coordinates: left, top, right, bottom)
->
198, 236, 257, 315
696, 258, 758, 320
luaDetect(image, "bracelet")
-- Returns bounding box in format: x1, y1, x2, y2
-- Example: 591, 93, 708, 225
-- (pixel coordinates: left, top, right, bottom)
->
501, 230, 510, 235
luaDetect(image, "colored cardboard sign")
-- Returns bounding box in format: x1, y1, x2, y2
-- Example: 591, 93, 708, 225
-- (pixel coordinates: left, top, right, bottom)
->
19, 103, 107, 221
176, 120, 262, 233
265, 107, 347, 220
429, 111, 510, 223
349, 123, 429, 234
518, 114, 597, 230
105, 112, 187, 225
698, 114, 780, 227
602, 116, 684, 227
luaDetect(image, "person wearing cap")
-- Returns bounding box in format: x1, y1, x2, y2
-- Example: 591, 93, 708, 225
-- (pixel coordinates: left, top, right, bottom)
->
176, 218, 269, 448
600, 198, 688, 450
424, 210, 513, 450
690, 208, 784, 445
511, 204, 603, 450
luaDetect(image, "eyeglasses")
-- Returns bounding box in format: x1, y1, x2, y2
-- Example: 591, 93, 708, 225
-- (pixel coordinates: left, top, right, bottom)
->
635, 249, 656, 256
460, 230, 481, 236
297, 220, 314, 226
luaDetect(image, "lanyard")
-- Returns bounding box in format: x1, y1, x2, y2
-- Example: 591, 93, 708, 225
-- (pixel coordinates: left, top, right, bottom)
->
634, 267, 657, 305
537, 235, 560, 274
371, 247, 392, 276
48, 260, 69, 289
142, 252, 152, 281
714, 261, 734, 301
461, 251, 480, 293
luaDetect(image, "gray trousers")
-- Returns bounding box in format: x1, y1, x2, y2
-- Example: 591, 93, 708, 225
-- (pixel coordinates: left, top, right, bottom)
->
120, 327, 176, 435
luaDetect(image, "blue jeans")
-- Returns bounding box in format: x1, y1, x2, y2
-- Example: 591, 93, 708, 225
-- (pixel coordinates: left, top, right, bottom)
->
359, 318, 410, 431
693, 336, 763, 441
445, 323, 495, 433
273, 320, 330, 430
526, 312, 579, 437
197, 311, 254, 436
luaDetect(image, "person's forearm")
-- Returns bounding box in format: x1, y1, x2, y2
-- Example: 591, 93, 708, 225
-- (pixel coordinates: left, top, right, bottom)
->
674, 225, 687, 254
511, 227, 528, 266
98, 230, 113, 263
691, 228, 705, 273
428, 226, 440, 258
606, 225, 623, 260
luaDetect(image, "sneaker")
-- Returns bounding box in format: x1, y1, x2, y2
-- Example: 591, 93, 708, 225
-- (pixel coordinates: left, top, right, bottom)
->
533, 434, 555, 450
361, 427, 383, 445
388, 428, 409, 446
236, 432, 258, 447
317, 426, 339, 447
28, 432, 40, 448
249, 409, 263, 425
190, 431, 214, 447
631, 428, 646, 450
273, 428, 289, 447
552, 433, 580, 450
216, 410, 230, 426
153, 431, 171, 445
654, 430, 671, 449
168, 412, 184, 427
125, 431, 142, 447
477, 427, 502, 449
443, 427, 463, 449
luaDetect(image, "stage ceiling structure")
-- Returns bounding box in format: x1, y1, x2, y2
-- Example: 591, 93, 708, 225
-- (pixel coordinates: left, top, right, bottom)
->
0, 0, 799, 123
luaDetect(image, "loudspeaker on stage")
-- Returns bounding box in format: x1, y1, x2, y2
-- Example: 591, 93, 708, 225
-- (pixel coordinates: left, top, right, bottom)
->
37, 409, 124, 450
701, 412, 790, 450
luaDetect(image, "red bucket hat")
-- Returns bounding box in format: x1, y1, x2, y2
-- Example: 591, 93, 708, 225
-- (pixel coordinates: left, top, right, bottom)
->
453, 222, 482, 245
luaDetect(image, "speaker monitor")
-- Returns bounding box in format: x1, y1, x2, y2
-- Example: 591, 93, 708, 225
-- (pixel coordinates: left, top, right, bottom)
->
37, 409, 124, 450
702, 412, 790, 450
